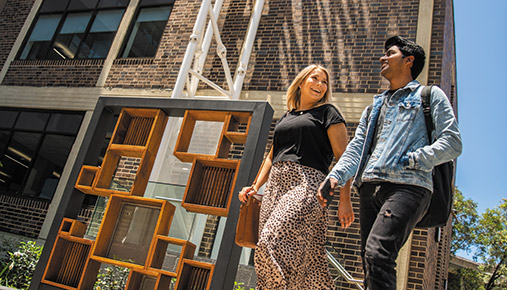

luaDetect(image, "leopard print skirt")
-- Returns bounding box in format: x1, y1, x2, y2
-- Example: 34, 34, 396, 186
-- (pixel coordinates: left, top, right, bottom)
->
255, 161, 334, 290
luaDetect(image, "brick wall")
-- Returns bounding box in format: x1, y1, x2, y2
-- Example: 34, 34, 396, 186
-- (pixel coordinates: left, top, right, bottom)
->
208, 0, 421, 93
2, 59, 104, 87
104, 0, 202, 89
0, 194, 94, 238
0, 0, 34, 67
105, 0, 422, 93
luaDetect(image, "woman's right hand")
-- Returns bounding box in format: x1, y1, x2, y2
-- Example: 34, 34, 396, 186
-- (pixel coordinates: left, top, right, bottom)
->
239, 185, 257, 203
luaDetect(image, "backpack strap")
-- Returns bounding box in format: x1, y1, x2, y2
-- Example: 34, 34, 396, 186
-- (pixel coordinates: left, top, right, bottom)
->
421, 85, 434, 141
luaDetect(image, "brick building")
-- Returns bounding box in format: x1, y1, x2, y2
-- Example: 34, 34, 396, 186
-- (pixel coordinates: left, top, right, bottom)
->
0, 0, 457, 289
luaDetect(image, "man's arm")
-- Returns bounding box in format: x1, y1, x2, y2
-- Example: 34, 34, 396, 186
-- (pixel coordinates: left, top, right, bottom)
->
327, 106, 370, 186
407, 86, 462, 171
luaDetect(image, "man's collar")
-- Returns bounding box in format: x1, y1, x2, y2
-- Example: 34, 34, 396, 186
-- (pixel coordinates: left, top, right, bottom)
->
377, 80, 420, 97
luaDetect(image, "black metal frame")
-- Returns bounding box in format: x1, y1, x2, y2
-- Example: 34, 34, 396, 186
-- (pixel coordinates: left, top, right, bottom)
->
29, 96, 274, 290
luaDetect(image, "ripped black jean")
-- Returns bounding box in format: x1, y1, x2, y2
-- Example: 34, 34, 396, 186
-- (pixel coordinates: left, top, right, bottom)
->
359, 182, 431, 290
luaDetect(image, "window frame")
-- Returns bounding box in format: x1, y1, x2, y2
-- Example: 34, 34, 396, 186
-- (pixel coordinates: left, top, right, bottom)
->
17, 0, 129, 60
0, 108, 85, 201
118, 0, 175, 59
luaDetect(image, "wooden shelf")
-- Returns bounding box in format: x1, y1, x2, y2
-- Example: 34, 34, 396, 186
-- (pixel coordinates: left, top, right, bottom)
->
111, 108, 163, 147
147, 236, 196, 276
174, 259, 214, 290
173, 110, 252, 163
91, 195, 175, 268
59, 218, 87, 238
75, 166, 99, 195
155, 273, 177, 290
182, 158, 239, 216
76, 108, 167, 197
42, 235, 94, 290
223, 112, 251, 144
125, 269, 159, 290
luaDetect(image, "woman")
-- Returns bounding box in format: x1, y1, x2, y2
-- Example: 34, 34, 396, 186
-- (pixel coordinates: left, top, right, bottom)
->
239, 64, 354, 289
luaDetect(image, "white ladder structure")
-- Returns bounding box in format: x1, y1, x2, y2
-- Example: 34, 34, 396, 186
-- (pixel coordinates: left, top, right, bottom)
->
172, 0, 265, 100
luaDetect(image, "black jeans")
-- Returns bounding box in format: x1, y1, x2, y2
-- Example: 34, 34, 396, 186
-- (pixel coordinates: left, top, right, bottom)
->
359, 182, 431, 290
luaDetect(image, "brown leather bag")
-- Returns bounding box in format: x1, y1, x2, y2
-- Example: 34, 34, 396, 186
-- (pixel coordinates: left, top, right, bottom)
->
235, 194, 261, 248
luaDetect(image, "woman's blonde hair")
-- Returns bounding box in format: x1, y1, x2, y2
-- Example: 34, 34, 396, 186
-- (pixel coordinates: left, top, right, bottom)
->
286, 64, 332, 111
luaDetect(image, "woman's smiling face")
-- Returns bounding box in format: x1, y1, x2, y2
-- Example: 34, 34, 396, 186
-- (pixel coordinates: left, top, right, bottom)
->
299, 68, 328, 106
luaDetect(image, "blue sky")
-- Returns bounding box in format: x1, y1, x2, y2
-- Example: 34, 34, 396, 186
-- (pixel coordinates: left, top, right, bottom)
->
454, 1, 507, 214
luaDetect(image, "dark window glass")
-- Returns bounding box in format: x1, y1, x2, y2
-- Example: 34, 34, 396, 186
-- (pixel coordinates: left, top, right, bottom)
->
22, 135, 75, 199
19, 0, 127, 60
47, 113, 83, 134
0, 111, 19, 129
39, 0, 70, 13
0, 109, 83, 200
140, 0, 174, 7
0, 130, 9, 155
52, 12, 92, 59
68, 0, 99, 11
121, 6, 171, 58
0, 132, 41, 195
98, 0, 129, 8
78, 9, 124, 58
19, 14, 62, 60
14, 112, 50, 131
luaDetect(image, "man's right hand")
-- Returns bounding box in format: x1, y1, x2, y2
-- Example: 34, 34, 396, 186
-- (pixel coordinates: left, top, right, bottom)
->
317, 177, 338, 207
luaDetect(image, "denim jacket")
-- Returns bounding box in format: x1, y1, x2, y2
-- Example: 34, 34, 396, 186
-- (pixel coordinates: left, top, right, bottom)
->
328, 80, 462, 191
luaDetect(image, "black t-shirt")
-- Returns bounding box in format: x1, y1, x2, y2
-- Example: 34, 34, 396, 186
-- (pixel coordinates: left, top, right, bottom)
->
272, 104, 346, 174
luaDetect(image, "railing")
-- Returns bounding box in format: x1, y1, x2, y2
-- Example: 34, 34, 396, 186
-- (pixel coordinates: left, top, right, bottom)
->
326, 250, 364, 290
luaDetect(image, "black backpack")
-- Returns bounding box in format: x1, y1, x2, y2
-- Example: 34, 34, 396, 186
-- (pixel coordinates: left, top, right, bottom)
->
415, 85, 455, 228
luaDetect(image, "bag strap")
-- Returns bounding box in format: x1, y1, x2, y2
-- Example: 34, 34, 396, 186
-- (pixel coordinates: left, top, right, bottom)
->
421, 85, 434, 141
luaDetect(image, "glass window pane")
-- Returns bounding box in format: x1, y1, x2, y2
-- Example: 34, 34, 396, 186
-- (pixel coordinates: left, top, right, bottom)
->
14, 112, 50, 131
121, 6, 171, 58
98, 0, 129, 9
67, 0, 99, 11
47, 113, 84, 134
0, 111, 19, 129
90, 9, 124, 32
0, 132, 41, 195
53, 12, 92, 59
20, 14, 62, 60
78, 9, 124, 58
107, 203, 160, 264
22, 135, 75, 199
39, 0, 70, 13
60, 13, 91, 34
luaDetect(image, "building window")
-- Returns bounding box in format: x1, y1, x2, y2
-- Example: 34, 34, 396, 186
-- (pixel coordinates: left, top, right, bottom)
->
0, 109, 84, 200
18, 0, 128, 60
120, 0, 174, 58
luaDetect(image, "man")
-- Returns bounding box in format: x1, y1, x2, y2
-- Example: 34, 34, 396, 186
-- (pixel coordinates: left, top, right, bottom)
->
320, 36, 462, 289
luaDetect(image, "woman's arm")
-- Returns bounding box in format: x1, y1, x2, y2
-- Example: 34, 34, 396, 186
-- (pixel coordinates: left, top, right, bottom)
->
238, 147, 273, 203
323, 122, 355, 229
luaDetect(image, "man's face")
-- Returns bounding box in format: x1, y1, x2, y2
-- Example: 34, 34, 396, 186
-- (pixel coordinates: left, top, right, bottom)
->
380, 45, 408, 80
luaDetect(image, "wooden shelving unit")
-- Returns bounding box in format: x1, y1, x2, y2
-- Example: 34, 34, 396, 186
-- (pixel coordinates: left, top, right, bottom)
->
42, 219, 94, 290
75, 108, 168, 197
90, 195, 175, 268
174, 259, 215, 290
173, 110, 252, 162
182, 157, 239, 216
42, 105, 265, 290
147, 236, 196, 276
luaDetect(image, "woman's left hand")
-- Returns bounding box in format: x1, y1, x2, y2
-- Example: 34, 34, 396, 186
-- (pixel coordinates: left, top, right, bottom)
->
338, 200, 355, 229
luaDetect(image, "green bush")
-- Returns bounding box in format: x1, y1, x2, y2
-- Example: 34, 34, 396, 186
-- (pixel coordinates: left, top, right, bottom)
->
94, 263, 130, 290
0, 240, 43, 290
